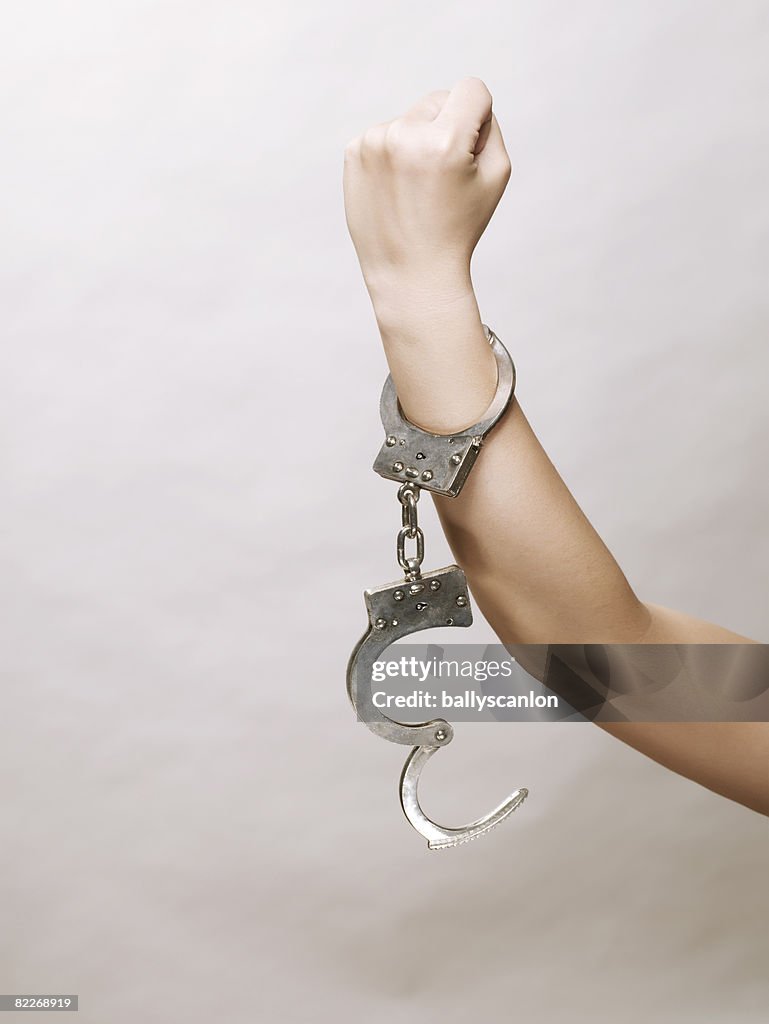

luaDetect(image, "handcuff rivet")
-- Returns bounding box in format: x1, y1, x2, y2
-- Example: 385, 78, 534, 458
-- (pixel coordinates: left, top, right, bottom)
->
393, 590, 405, 601
386, 435, 397, 447
405, 467, 418, 479
393, 461, 404, 473
456, 595, 468, 607
429, 579, 441, 591
450, 453, 462, 466
435, 729, 447, 742
421, 470, 433, 482
374, 618, 388, 629
409, 583, 425, 595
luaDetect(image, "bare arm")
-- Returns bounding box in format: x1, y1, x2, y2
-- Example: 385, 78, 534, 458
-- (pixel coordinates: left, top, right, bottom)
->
343, 78, 769, 816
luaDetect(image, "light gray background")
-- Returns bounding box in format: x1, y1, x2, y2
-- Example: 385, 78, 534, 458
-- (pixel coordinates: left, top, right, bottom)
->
2, 2, 768, 1022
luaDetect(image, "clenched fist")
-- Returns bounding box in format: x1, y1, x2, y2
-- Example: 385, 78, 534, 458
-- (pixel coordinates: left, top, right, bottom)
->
343, 78, 511, 309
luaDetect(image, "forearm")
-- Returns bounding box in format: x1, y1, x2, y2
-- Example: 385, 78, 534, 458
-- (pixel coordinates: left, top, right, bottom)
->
373, 272, 651, 644
373, 273, 757, 645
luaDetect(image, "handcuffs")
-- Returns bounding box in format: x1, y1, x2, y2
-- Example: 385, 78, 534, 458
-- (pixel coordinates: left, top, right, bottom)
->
347, 325, 528, 849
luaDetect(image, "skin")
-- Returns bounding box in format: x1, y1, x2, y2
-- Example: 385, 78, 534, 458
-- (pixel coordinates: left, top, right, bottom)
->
343, 78, 769, 817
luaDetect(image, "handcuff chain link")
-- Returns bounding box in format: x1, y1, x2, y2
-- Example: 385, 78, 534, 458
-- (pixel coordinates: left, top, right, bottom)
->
398, 482, 420, 536
396, 482, 424, 576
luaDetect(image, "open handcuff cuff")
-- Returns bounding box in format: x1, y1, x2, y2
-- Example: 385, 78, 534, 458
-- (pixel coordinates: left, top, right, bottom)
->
347, 325, 528, 850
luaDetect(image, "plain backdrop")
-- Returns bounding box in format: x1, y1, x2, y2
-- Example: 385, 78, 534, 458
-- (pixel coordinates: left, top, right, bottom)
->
2, 2, 768, 1022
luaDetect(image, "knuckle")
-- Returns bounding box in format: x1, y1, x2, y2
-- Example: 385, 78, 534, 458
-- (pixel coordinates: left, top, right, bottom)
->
388, 126, 432, 170
427, 129, 462, 163
360, 124, 387, 155
383, 118, 406, 153
343, 136, 361, 161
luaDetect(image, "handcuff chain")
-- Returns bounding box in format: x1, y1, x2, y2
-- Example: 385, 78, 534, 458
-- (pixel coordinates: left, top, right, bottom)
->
396, 482, 424, 577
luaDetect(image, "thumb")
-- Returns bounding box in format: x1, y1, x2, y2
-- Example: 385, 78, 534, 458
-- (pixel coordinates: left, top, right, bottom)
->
436, 77, 494, 152
475, 114, 512, 183
474, 114, 493, 156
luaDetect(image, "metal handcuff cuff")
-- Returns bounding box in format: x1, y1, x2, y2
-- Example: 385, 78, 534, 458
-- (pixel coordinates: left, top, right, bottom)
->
347, 325, 528, 850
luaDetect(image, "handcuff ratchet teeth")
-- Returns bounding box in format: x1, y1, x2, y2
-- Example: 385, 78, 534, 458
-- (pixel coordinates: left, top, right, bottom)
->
347, 325, 528, 850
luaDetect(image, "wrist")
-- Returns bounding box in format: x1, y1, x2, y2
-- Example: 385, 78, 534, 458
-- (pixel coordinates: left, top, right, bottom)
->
363, 269, 499, 435
364, 264, 477, 335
